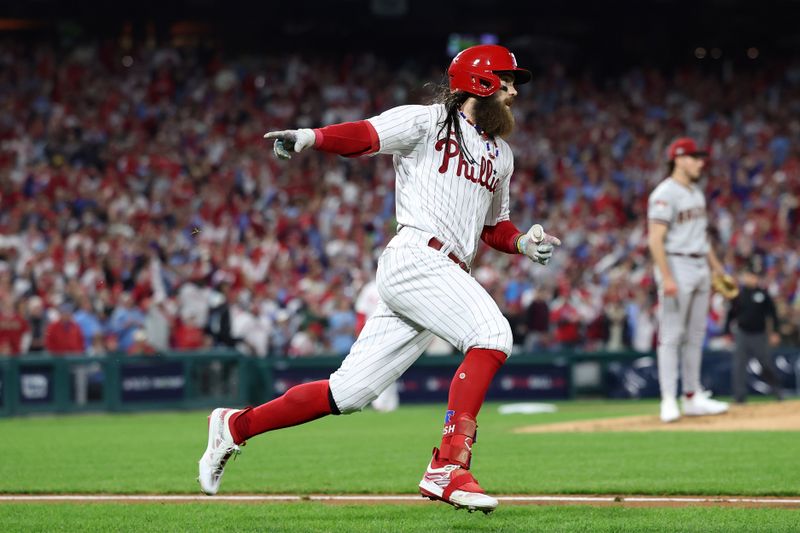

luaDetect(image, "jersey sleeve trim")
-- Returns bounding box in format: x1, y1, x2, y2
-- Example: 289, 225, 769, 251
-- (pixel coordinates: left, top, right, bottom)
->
365, 120, 380, 154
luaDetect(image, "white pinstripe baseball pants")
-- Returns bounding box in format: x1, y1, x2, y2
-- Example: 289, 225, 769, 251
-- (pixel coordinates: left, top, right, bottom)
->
329, 227, 513, 413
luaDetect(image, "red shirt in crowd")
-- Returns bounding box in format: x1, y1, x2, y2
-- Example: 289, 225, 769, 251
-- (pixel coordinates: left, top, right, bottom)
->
0, 312, 29, 355
44, 319, 84, 355
551, 303, 581, 345
171, 320, 206, 351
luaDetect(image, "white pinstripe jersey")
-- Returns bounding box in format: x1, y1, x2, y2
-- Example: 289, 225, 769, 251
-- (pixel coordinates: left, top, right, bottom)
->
647, 177, 709, 255
367, 104, 513, 265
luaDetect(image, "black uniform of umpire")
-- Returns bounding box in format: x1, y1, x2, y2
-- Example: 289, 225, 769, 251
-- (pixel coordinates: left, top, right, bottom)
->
724, 256, 783, 403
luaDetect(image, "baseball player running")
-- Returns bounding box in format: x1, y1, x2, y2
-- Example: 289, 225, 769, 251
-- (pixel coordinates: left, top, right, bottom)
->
198, 44, 560, 513
648, 137, 730, 423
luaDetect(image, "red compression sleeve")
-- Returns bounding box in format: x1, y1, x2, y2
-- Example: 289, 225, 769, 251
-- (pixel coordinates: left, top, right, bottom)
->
229, 380, 333, 443
313, 120, 380, 157
481, 220, 524, 254
435, 348, 507, 472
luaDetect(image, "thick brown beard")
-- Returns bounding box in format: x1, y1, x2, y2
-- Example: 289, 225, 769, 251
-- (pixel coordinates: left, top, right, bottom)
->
473, 94, 515, 138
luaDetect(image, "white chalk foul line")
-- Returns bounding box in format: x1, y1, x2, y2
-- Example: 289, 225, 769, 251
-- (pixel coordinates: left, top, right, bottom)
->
0, 495, 302, 502
0, 495, 799, 504
500, 496, 800, 504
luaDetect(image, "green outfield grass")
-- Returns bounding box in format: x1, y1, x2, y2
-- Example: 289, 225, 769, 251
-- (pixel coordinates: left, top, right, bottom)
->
2, 503, 799, 533
1, 400, 798, 496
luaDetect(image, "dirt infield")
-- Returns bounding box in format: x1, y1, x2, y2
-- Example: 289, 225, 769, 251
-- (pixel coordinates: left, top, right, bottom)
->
515, 400, 800, 433
1, 494, 799, 508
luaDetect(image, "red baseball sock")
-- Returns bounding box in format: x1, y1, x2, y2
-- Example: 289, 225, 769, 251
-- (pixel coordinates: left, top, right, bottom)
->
435, 348, 506, 469
229, 380, 334, 444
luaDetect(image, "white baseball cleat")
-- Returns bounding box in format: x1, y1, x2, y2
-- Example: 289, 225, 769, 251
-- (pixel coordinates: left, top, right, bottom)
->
660, 397, 681, 423
681, 393, 729, 416
198, 408, 242, 495
419, 453, 498, 514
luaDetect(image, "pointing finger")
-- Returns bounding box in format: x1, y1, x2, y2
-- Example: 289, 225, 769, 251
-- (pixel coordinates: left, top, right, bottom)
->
544, 234, 561, 246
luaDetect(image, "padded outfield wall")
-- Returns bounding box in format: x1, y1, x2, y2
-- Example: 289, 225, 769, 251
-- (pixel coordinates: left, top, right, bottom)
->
1, 349, 797, 416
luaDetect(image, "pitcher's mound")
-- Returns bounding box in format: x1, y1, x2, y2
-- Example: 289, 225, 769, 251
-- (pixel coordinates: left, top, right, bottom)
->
515, 400, 800, 433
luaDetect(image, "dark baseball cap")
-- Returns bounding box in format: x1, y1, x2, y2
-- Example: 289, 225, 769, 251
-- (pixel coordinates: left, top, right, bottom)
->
668, 137, 709, 161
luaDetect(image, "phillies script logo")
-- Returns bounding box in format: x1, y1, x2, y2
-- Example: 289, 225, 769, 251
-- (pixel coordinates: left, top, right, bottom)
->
435, 138, 499, 192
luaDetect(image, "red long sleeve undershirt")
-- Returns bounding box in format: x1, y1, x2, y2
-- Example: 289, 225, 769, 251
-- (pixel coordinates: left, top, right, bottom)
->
481, 220, 524, 254
313, 120, 380, 157
313, 121, 522, 254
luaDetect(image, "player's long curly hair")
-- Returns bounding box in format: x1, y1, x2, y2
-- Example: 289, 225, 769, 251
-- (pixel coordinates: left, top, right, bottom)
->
429, 81, 476, 164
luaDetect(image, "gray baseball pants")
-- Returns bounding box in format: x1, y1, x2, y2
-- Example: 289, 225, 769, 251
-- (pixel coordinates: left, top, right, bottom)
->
655, 257, 710, 399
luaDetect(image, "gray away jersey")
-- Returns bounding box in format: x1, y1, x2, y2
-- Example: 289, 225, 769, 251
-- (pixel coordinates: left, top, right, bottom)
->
367, 104, 513, 265
647, 177, 709, 255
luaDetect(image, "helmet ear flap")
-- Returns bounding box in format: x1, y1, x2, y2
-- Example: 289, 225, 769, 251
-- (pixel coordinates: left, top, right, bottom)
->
477, 77, 494, 90
449, 70, 500, 97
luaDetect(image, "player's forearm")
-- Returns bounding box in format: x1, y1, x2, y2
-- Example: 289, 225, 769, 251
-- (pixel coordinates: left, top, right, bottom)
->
648, 234, 673, 280
313, 120, 380, 157
481, 220, 524, 254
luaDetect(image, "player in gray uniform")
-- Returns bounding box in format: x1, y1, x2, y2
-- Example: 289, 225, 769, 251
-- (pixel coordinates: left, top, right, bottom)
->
647, 137, 730, 423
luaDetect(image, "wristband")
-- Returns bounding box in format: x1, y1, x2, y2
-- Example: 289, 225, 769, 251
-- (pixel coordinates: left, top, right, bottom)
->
514, 234, 525, 254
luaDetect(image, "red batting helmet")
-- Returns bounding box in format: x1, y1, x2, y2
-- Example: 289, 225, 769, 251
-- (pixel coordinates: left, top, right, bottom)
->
448, 44, 532, 97
667, 137, 709, 161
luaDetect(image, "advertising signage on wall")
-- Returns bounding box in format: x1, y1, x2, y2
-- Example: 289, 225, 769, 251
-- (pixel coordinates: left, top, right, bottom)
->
19, 366, 53, 404
120, 362, 185, 403
271, 361, 571, 403
397, 363, 571, 402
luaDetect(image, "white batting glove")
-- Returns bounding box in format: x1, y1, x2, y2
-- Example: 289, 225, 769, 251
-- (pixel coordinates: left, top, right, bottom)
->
264, 129, 315, 160
517, 224, 561, 266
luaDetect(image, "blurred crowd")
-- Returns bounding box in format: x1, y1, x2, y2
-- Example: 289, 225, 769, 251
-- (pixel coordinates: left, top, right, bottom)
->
0, 40, 799, 358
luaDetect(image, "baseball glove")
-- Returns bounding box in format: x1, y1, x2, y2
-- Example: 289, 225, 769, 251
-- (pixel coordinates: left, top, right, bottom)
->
712, 273, 739, 299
